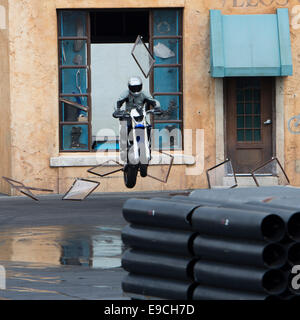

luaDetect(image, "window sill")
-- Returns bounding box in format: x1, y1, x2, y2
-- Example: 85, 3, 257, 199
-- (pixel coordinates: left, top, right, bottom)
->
50, 152, 195, 167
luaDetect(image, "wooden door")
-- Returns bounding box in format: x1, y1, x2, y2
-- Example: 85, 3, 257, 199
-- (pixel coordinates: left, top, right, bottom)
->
225, 77, 274, 173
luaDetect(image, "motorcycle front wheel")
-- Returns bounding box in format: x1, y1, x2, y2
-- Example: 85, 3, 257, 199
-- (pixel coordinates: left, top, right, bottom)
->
139, 164, 148, 177
124, 164, 138, 188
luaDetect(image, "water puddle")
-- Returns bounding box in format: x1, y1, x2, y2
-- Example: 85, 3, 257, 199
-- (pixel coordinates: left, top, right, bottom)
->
0, 225, 123, 269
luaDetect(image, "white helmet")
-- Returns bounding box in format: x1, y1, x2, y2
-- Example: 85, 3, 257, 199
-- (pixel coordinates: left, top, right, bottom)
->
128, 76, 143, 97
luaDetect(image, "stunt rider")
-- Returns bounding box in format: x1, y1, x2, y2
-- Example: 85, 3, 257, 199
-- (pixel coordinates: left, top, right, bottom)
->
113, 76, 161, 161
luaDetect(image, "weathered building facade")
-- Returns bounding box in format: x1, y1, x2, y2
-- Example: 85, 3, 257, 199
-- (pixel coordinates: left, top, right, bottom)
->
0, 0, 300, 195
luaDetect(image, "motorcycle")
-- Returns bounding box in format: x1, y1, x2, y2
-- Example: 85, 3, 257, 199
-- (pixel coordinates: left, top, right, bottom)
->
114, 104, 162, 188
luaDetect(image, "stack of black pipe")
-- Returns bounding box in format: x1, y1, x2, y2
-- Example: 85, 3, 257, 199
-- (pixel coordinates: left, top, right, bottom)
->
121, 186, 300, 300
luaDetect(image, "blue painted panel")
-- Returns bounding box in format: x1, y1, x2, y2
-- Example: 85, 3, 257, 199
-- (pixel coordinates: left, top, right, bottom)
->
277, 8, 293, 76
210, 10, 225, 77
209, 9, 293, 77
223, 14, 280, 73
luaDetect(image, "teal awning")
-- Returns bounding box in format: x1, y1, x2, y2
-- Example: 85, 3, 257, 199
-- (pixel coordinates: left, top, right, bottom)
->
210, 8, 293, 77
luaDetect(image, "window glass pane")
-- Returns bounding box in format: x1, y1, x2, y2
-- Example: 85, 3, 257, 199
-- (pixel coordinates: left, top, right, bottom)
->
154, 95, 180, 120
237, 103, 244, 115
153, 123, 182, 150
254, 129, 261, 141
61, 68, 88, 94
253, 89, 260, 101
60, 96, 88, 122
237, 130, 244, 141
253, 103, 260, 114
245, 129, 252, 141
60, 40, 87, 66
245, 89, 252, 101
237, 116, 244, 129
154, 67, 180, 93
60, 11, 87, 37
236, 90, 244, 102
153, 39, 180, 65
153, 10, 181, 36
245, 116, 252, 128
253, 116, 261, 128
61, 125, 89, 151
245, 103, 252, 114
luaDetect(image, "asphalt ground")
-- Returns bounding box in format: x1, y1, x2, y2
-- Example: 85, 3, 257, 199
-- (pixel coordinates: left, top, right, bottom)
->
0, 190, 188, 300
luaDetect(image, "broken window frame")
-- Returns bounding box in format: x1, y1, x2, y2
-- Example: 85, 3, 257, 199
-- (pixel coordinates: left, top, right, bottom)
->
206, 159, 238, 189
250, 157, 290, 187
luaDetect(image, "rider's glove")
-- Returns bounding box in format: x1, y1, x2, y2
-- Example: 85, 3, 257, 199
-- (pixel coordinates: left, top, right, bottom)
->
113, 110, 121, 118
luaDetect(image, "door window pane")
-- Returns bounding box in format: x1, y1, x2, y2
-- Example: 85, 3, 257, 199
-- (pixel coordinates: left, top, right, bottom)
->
245, 103, 252, 114
237, 116, 244, 129
237, 130, 244, 141
237, 103, 244, 115
253, 116, 261, 128
245, 129, 252, 141
245, 116, 252, 128
254, 129, 261, 141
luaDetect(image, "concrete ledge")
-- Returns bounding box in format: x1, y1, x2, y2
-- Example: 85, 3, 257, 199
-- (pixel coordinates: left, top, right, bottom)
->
50, 153, 195, 167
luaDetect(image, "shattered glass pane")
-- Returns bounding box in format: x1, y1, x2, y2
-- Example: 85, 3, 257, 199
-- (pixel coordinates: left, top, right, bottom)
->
147, 152, 174, 183
63, 179, 100, 201
153, 39, 180, 65
153, 95, 180, 121
131, 35, 155, 78
252, 158, 290, 186
206, 159, 237, 189
87, 160, 123, 177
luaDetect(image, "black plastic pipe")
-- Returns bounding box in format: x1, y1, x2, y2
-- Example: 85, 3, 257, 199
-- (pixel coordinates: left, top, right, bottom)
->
191, 206, 285, 242
192, 284, 273, 300
122, 198, 202, 230
122, 273, 195, 300
193, 234, 287, 269
122, 249, 195, 281
169, 196, 288, 241
287, 242, 300, 265
186, 192, 300, 241
194, 260, 287, 295
122, 224, 196, 256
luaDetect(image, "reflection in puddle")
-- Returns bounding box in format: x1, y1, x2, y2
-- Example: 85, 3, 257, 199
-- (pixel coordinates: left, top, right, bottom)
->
0, 225, 123, 269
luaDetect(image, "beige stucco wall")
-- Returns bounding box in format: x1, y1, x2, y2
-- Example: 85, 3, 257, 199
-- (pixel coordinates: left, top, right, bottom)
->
0, 0, 11, 194
2, 0, 300, 195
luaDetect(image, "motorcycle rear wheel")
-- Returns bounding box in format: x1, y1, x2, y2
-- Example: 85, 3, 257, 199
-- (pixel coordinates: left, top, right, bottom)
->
124, 164, 138, 188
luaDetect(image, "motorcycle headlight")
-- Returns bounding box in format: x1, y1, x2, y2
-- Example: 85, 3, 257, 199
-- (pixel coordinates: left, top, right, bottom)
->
134, 115, 144, 122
